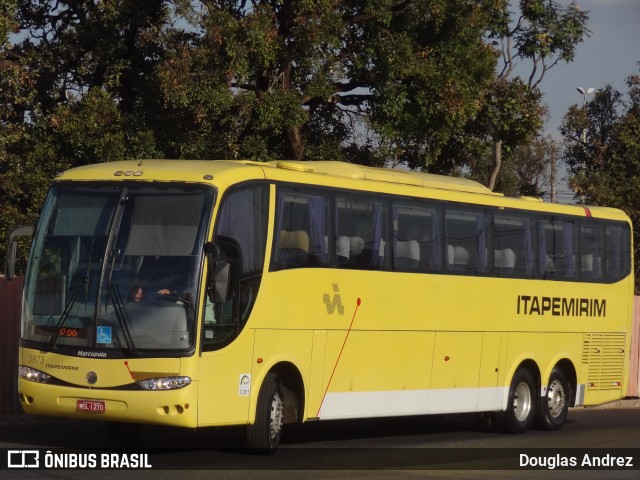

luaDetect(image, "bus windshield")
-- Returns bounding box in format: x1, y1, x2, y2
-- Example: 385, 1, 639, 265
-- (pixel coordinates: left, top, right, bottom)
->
21, 183, 214, 355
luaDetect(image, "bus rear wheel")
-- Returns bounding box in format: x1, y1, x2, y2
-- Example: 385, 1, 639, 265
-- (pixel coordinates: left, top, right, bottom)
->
492, 368, 536, 434
536, 368, 570, 431
246, 372, 284, 452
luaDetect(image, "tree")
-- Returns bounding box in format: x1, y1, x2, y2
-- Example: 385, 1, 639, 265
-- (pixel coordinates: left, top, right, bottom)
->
560, 84, 627, 204
1, 0, 35, 271
560, 68, 640, 291
514, 134, 558, 198
158, 0, 500, 166
458, 0, 589, 191
0, 0, 174, 269
0, 1, 588, 269
438, 76, 545, 195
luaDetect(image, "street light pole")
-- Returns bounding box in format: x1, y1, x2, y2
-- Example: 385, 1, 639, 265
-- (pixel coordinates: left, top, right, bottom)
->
576, 86, 594, 106
576, 86, 594, 142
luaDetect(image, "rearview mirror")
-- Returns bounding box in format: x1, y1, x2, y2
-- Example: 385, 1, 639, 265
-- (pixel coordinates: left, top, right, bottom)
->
211, 261, 230, 304
5, 226, 34, 280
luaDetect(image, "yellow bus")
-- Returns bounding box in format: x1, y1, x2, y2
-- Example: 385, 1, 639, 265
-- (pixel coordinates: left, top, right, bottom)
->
9, 159, 634, 450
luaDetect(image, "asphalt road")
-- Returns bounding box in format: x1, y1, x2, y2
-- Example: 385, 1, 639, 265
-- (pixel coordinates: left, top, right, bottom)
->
1, 401, 640, 479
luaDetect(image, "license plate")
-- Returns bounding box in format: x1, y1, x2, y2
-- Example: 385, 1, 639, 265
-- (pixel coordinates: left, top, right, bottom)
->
76, 399, 105, 413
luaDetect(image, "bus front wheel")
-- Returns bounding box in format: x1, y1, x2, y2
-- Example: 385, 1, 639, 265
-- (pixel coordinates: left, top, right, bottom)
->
246, 372, 284, 451
536, 368, 571, 431
492, 368, 536, 434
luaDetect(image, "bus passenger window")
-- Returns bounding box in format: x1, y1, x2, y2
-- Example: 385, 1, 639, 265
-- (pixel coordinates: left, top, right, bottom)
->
392, 202, 439, 272
335, 194, 387, 270
445, 209, 488, 274
604, 223, 631, 281
580, 224, 604, 279
539, 219, 578, 280
492, 214, 534, 277
272, 189, 329, 269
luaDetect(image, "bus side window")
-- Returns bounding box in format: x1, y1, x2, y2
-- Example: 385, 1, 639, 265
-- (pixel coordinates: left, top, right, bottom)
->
580, 223, 603, 279
392, 202, 435, 272
445, 208, 488, 274
540, 219, 579, 280
336, 194, 386, 270
272, 189, 329, 269
492, 214, 534, 277
605, 223, 631, 281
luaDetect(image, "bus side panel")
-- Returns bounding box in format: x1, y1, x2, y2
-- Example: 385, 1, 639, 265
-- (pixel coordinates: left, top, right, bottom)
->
318, 330, 384, 419
429, 332, 482, 413
249, 328, 314, 422
381, 331, 434, 415
307, 329, 327, 420
316, 330, 437, 420
197, 329, 255, 427
478, 332, 505, 411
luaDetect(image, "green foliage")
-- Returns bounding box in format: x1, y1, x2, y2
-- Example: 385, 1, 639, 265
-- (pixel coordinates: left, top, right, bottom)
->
560, 69, 640, 292
439, 77, 545, 192
0, 1, 588, 270
457, 0, 589, 191
489, 0, 590, 86
156, 0, 499, 164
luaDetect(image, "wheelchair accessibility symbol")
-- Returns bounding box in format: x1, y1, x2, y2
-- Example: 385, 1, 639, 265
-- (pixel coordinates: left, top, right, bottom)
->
96, 326, 112, 344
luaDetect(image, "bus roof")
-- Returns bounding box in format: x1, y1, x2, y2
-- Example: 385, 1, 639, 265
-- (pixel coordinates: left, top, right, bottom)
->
265, 161, 496, 195
56, 159, 494, 194
55, 159, 630, 222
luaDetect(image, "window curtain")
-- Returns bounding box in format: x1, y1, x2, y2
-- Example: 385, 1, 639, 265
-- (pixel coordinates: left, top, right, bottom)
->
538, 222, 548, 277
308, 196, 327, 263
431, 209, 442, 269
217, 188, 258, 273
371, 203, 383, 265
563, 222, 576, 277
476, 215, 487, 272
523, 219, 534, 277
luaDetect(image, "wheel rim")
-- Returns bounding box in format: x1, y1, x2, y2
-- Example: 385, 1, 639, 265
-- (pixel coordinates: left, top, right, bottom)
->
546, 379, 566, 419
513, 381, 532, 422
269, 390, 284, 441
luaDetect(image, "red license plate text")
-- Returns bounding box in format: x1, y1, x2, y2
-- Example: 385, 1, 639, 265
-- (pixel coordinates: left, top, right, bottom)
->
76, 399, 105, 413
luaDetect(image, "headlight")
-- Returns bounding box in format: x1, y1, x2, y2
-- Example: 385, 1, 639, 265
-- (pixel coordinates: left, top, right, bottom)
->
19, 366, 51, 383
138, 376, 191, 391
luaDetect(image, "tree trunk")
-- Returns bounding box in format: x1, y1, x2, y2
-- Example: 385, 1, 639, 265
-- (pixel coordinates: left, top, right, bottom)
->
487, 139, 502, 191
550, 143, 557, 203
287, 126, 304, 160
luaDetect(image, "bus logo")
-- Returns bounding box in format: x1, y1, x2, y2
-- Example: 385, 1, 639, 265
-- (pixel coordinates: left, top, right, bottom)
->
239, 374, 251, 396
323, 283, 344, 315
7, 450, 39, 468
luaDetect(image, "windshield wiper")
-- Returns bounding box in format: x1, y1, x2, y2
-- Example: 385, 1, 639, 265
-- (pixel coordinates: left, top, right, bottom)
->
108, 283, 137, 355
47, 280, 85, 350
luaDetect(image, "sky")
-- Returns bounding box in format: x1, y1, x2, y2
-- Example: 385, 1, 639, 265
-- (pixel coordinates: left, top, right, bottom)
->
542, 0, 640, 135
530, 0, 640, 202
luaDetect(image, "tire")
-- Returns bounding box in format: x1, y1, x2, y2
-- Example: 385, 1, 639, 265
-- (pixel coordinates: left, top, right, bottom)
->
536, 368, 571, 431
246, 372, 284, 451
492, 368, 536, 434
